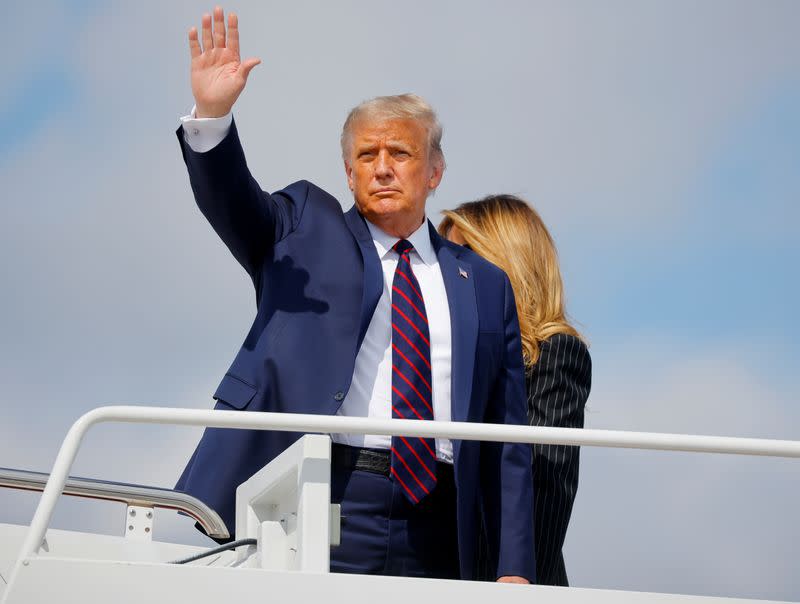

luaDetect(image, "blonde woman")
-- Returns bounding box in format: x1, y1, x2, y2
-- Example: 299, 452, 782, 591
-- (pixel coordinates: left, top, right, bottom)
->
439, 195, 591, 586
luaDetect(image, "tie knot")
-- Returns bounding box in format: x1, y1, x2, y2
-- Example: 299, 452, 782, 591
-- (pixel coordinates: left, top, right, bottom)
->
393, 239, 414, 256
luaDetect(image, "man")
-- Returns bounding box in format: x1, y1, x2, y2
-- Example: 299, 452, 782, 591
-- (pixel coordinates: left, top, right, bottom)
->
176, 7, 534, 583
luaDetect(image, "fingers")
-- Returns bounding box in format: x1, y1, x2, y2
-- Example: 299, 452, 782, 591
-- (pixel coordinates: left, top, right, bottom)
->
240, 57, 261, 79
201, 13, 213, 51
227, 12, 240, 56
212, 5, 226, 49
188, 27, 201, 59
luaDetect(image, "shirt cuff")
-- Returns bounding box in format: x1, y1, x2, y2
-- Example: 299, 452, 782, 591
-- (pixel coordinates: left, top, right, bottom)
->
180, 105, 233, 153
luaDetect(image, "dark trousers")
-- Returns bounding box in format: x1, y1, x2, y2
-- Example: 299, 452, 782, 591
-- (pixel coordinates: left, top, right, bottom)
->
329, 445, 460, 579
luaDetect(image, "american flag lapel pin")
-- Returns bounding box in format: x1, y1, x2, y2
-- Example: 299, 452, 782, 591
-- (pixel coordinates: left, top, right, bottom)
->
458, 267, 469, 279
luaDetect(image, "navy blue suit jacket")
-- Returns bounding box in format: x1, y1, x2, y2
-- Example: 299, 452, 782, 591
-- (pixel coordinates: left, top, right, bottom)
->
175, 121, 535, 581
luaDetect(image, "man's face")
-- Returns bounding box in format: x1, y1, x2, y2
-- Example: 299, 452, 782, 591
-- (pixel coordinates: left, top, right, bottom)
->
345, 118, 443, 236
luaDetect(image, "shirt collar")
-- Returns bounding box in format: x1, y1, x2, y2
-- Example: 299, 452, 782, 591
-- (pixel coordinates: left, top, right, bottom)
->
366, 217, 437, 266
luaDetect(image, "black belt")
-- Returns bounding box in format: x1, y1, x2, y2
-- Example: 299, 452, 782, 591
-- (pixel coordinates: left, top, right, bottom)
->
331, 443, 453, 480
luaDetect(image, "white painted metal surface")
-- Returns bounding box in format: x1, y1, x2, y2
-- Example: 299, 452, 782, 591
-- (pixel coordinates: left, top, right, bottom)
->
0, 522, 227, 600
124, 505, 153, 541
2, 404, 799, 604
234, 434, 337, 571
0, 523, 217, 571
4, 558, 793, 604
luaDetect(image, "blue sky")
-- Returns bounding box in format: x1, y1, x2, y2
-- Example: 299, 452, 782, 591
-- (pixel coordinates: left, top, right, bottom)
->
572, 84, 799, 354
1, 1, 798, 600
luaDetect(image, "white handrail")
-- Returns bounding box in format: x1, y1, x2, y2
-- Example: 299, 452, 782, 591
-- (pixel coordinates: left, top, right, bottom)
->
6, 404, 800, 599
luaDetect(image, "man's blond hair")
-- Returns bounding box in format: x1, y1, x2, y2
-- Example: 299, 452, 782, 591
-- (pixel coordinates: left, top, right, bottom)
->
340, 93, 445, 171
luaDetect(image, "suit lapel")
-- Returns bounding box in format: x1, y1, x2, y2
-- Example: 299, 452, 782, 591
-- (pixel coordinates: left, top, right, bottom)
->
429, 224, 478, 440
344, 206, 383, 351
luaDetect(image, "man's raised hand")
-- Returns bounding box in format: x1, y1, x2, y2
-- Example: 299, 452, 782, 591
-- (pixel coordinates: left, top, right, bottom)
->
189, 6, 261, 118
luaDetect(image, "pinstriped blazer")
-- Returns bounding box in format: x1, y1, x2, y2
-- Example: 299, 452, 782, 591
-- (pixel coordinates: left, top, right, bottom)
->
528, 333, 591, 585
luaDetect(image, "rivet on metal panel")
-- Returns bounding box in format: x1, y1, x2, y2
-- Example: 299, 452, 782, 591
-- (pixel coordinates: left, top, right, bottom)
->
125, 504, 154, 541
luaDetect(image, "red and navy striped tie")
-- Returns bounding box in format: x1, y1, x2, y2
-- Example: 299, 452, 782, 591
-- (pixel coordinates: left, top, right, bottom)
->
390, 239, 437, 503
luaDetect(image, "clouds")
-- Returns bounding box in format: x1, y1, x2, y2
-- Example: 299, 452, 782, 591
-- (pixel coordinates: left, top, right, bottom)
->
1, 0, 798, 599
570, 333, 800, 600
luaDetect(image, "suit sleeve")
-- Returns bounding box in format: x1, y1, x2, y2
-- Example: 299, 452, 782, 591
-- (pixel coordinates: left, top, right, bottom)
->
528, 334, 591, 584
481, 275, 536, 582
176, 119, 307, 280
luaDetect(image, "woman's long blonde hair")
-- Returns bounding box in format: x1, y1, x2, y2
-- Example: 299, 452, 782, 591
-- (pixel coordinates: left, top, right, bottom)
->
439, 195, 583, 368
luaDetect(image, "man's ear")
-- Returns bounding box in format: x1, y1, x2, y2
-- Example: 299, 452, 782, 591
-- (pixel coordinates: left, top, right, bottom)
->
344, 160, 354, 192
428, 158, 444, 191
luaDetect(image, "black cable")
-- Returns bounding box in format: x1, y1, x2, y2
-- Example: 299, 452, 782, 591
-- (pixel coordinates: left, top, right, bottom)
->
169, 538, 258, 564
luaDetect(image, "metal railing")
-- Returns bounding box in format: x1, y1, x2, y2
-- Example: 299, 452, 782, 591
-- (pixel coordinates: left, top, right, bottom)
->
0, 467, 229, 539
5, 405, 800, 594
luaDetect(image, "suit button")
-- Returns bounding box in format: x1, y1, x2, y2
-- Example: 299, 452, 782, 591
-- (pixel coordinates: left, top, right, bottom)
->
333, 392, 345, 402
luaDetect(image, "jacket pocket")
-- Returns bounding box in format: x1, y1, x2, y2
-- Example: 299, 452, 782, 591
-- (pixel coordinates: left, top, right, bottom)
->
213, 373, 257, 410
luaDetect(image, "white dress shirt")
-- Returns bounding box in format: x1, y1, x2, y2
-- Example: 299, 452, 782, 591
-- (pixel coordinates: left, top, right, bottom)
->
181, 110, 454, 463
334, 220, 453, 463
180, 108, 233, 153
